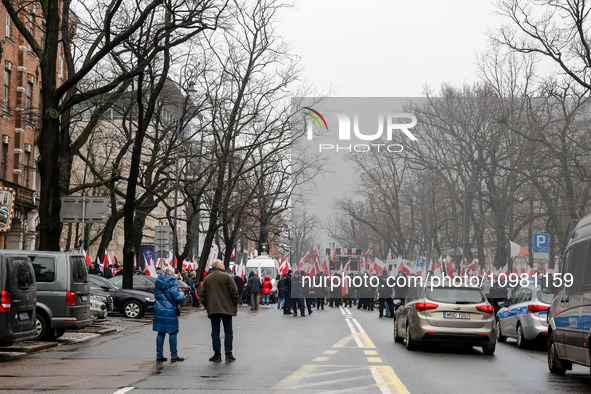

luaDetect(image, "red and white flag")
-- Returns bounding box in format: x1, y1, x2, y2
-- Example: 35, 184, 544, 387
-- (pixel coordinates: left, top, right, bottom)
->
144, 256, 157, 276
387, 249, 393, 261
509, 241, 529, 257
83, 249, 92, 266
374, 257, 387, 275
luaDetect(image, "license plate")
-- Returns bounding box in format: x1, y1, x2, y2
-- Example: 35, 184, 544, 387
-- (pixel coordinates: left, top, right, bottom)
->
444, 312, 470, 319
81, 295, 88, 302
18, 312, 29, 320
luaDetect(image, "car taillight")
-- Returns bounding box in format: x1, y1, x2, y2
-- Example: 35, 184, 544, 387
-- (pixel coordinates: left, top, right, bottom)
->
476, 305, 494, 315
0, 290, 11, 312
66, 291, 76, 306
415, 302, 438, 312
528, 304, 549, 314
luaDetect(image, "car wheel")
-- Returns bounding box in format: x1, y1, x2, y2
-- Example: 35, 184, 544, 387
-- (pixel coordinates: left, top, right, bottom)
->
122, 300, 144, 319
34, 314, 49, 341
405, 322, 417, 350
548, 333, 567, 375
482, 344, 495, 355
394, 320, 403, 343
496, 318, 507, 343
516, 323, 528, 349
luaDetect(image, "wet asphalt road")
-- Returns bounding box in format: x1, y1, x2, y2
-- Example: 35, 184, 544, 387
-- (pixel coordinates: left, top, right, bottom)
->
0, 303, 589, 393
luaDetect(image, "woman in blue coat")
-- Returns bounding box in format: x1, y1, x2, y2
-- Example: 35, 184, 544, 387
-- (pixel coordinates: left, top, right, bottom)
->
153, 266, 185, 362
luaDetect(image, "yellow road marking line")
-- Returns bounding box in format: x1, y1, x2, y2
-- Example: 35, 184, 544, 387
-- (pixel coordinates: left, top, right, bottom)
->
367, 357, 382, 363
332, 334, 355, 348
306, 367, 359, 377
324, 350, 337, 355
269, 365, 317, 391
292, 375, 371, 389
370, 366, 410, 394
313, 356, 329, 362
357, 332, 376, 348
364, 350, 378, 355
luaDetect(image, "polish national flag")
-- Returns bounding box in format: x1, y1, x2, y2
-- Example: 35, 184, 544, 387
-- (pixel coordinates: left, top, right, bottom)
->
322, 258, 329, 275
510, 241, 529, 257
144, 256, 157, 276
387, 249, 393, 261
231, 248, 235, 258
82, 249, 92, 266
374, 257, 387, 275
446, 261, 454, 277
331, 247, 337, 263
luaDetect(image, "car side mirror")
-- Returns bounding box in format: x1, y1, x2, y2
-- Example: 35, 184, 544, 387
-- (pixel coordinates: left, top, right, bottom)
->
498, 301, 506, 308
101, 285, 111, 291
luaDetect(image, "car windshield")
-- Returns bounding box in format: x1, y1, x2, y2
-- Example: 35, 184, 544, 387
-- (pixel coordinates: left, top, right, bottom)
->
245, 267, 275, 279
537, 290, 554, 304
109, 276, 123, 288
89, 275, 115, 289
426, 287, 485, 304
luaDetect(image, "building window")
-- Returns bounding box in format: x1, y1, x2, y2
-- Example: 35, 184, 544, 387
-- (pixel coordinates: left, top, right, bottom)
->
5, 13, 11, 41
0, 141, 7, 179
40, 22, 45, 50
26, 81, 32, 123
3, 68, 10, 115
23, 150, 30, 187
28, 14, 33, 51
58, 56, 63, 79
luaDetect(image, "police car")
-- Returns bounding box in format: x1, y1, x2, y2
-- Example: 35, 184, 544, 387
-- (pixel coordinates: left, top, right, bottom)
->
496, 286, 553, 348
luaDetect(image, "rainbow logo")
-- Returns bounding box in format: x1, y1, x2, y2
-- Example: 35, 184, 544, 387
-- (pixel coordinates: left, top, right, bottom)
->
303, 107, 328, 131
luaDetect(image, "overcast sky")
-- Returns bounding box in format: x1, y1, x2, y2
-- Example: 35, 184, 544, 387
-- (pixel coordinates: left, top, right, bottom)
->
279, 1, 509, 249
278, 0, 504, 97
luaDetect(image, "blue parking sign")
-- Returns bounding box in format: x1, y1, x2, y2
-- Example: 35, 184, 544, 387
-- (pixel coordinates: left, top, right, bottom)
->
417, 257, 424, 267
533, 233, 549, 253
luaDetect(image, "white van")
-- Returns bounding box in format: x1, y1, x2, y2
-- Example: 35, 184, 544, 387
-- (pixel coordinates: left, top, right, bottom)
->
245, 256, 279, 302
546, 213, 591, 376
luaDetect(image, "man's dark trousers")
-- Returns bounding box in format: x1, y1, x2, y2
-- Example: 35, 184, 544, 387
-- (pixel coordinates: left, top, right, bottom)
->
210, 313, 233, 357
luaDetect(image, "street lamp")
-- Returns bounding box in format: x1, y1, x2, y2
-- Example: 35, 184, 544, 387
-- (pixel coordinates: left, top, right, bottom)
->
173, 103, 181, 271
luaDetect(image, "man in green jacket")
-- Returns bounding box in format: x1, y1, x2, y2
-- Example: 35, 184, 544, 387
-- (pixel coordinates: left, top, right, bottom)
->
201, 259, 239, 362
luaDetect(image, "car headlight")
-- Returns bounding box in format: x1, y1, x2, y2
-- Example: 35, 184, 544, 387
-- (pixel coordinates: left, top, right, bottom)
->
92, 295, 108, 302
145, 297, 155, 302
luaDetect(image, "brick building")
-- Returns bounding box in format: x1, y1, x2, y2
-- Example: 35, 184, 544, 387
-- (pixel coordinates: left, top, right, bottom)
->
0, 5, 66, 249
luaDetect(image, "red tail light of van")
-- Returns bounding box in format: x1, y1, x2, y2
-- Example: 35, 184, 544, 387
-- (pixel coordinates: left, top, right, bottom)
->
0, 290, 11, 312
66, 291, 76, 307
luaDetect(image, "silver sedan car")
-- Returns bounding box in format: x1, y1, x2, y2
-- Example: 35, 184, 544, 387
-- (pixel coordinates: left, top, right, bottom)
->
394, 284, 496, 354
496, 286, 552, 348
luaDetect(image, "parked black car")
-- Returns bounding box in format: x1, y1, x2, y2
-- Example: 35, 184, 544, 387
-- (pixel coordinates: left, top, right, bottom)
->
5, 251, 92, 341
88, 287, 114, 312
0, 253, 37, 345
88, 274, 154, 319
108, 274, 191, 305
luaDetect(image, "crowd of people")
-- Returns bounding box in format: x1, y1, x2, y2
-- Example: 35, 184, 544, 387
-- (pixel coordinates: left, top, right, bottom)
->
234, 269, 411, 318
98, 261, 512, 363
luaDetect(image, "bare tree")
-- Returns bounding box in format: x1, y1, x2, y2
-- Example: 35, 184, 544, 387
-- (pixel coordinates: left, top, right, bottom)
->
2, 0, 226, 252
494, 0, 591, 91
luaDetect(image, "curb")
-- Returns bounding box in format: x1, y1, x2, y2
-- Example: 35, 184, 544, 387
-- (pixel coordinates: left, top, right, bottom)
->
79, 326, 118, 335
0, 341, 58, 353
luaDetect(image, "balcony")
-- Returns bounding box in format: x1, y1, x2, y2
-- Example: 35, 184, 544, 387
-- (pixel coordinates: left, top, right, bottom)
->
0, 179, 36, 209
